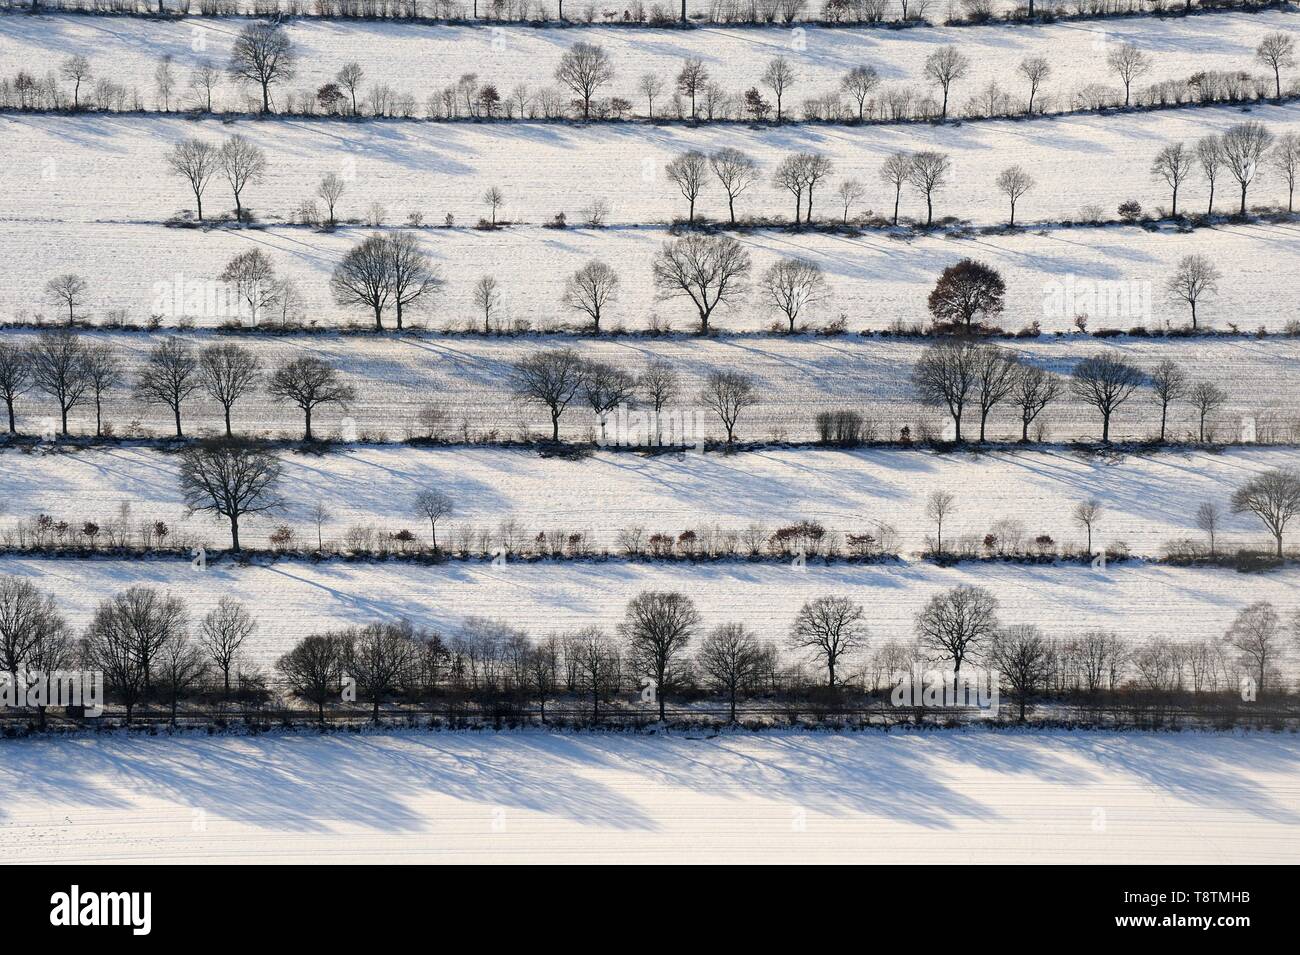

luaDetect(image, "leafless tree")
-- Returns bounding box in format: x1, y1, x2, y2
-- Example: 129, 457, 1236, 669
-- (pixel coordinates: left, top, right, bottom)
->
267, 356, 356, 441
582, 360, 637, 442
1011, 364, 1062, 442
1072, 498, 1104, 554
482, 185, 505, 225
1018, 56, 1050, 114
134, 338, 199, 438
912, 340, 980, 441
83, 344, 121, 438
995, 165, 1035, 226
571, 626, 617, 721
200, 596, 256, 698
760, 55, 796, 122
1271, 131, 1300, 212
1070, 353, 1146, 443
675, 57, 709, 119
697, 623, 761, 721
472, 275, 501, 333
348, 621, 418, 722
0, 577, 66, 687
1224, 601, 1281, 696
837, 178, 866, 224
188, 60, 221, 111
709, 147, 759, 224
413, 489, 454, 550
923, 46, 970, 118
0, 343, 31, 434
44, 274, 88, 324
562, 260, 620, 331
1165, 254, 1221, 329
840, 65, 880, 122
1107, 42, 1151, 107
219, 249, 277, 326
167, 138, 219, 221
879, 151, 913, 225
179, 441, 283, 551
156, 630, 208, 726
638, 72, 665, 118
1188, 381, 1228, 442
510, 348, 586, 442
60, 54, 92, 110
228, 20, 296, 114
218, 134, 267, 222
906, 151, 951, 226
651, 234, 751, 333
789, 595, 866, 687
1231, 468, 1300, 557
199, 343, 261, 437
665, 150, 709, 223
337, 61, 364, 115
638, 358, 679, 445
1195, 501, 1222, 557
385, 232, 443, 329
1196, 135, 1224, 215
1151, 142, 1194, 217
801, 153, 834, 221
759, 258, 828, 333
972, 346, 1020, 441
700, 369, 757, 445
925, 489, 955, 554
1219, 121, 1274, 215
331, 233, 391, 329
29, 331, 91, 436
988, 625, 1051, 721
773, 153, 809, 225
1148, 358, 1187, 442
914, 584, 999, 679
317, 172, 345, 227
276, 633, 344, 723
1256, 32, 1296, 99
555, 42, 614, 120
83, 597, 148, 722
618, 590, 700, 722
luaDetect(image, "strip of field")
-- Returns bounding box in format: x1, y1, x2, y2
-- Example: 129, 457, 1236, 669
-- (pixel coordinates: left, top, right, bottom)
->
2, 444, 1296, 552
0, 327, 1296, 440
4, 104, 1298, 227
4, 219, 1300, 333
1, 729, 1296, 863
1, 11, 1290, 116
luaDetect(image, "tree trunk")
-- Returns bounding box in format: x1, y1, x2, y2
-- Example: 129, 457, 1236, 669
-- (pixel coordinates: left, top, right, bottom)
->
551, 409, 560, 442
6, 400, 15, 434
174, 405, 183, 438
373, 304, 383, 330
224, 405, 233, 437
230, 513, 241, 551
1160, 403, 1168, 441
1102, 413, 1110, 443
304, 406, 313, 441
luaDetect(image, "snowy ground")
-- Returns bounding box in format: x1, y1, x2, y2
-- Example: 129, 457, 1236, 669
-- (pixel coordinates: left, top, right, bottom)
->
5, 219, 1300, 334
5, 104, 1298, 228
2, 444, 1294, 552
1, 326, 1296, 440
1, 556, 1296, 666
1, 729, 1296, 863
2, 11, 1291, 116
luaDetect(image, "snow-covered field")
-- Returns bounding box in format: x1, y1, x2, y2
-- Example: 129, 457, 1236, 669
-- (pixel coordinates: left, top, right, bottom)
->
1, 326, 1295, 440
2, 729, 1296, 863
5, 219, 1300, 333
1, 556, 1295, 666
2, 11, 1291, 115
2, 444, 1295, 551
5, 104, 1299, 228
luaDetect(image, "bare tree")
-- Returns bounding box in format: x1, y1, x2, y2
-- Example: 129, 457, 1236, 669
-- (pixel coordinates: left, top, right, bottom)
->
0, 577, 66, 687
1256, 32, 1296, 99
199, 343, 261, 437
912, 340, 979, 441
988, 625, 1051, 721
972, 346, 1020, 442
675, 57, 709, 119
60, 54, 92, 109
0, 343, 31, 434
562, 260, 620, 331
156, 631, 208, 726
906, 151, 951, 226
1271, 131, 1300, 212
385, 232, 443, 329
167, 138, 219, 222
482, 185, 505, 225
925, 489, 955, 554
773, 153, 809, 225
709, 147, 759, 224
472, 275, 501, 333
1107, 42, 1151, 107
582, 360, 637, 442
697, 623, 761, 721
1070, 353, 1146, 443
267, 356, 356, 441
840, 65, 880, 122
1165, 253, 1221, 330
879, 151, 912, 225
789, 596, 866, 687
413, 489, 454, 550
1224, 601, 1281, 696
200, 596, 256, 698
555, 42, 614, 120
317, 172, 345, 227
510, 348, 586, 442
228, 20, 296, 114
336, 61, 364, 115
801, 153, 834, 221
638, 358, 679, 445
331, 233, 391, 329
1011, 363, 1062, 442
1151, 142, 1194, 217
638, 72, 664, 118
760, 55, 796, 122
571, 626, 617, 721
700, 369, 757, 445
995, 165, 1035, 227
218, 134, 267, 222
651, 234, 751, 333
618, 590, 700, 722
1188, 380, 1228, 442
665, 150, 709, 223
924, 46, 970, 118
219, 249, 277, 326
759, 258, 828, 333
1195, 501, 1222, 557
84, 344, 121, 438
1018, 56, 1050, 114
179, 441, 283, 551
83, 597, 148, 723
45, 274, 88, 324
837, 178, 866, 224
1149, 358, 1187, 441
188, 60, 221, 111
276, 633, 344, 723
1072, 498, 1104, 554
29, 331, 91, 436
134, 338, 199, 438
349, 621, 418, 722
1231, 468, 1300, 557
1220, 121, 1274, 215
914, 584, 999, 679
